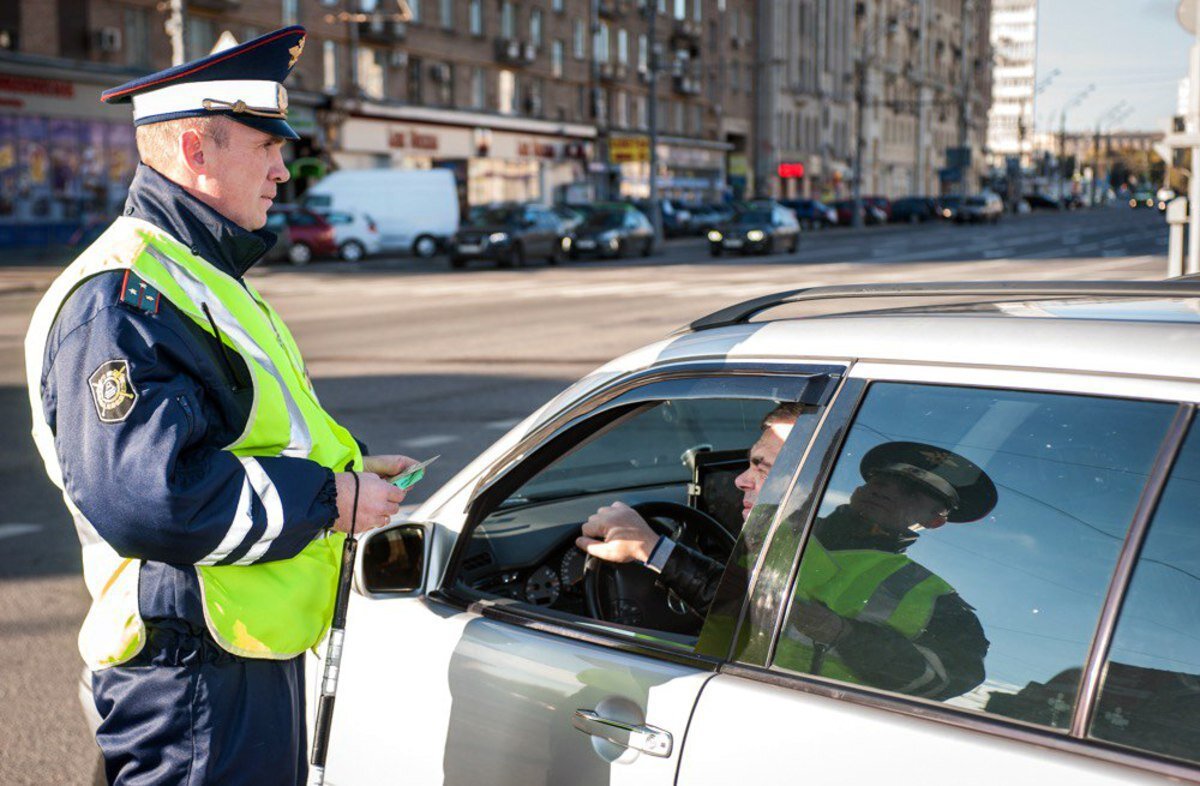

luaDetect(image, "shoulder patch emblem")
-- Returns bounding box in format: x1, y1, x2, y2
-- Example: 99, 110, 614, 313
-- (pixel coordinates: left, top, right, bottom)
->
119, 270, 160, 315
89, 360, 138, 423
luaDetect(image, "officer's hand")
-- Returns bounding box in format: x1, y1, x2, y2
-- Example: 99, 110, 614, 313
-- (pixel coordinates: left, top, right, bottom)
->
362, 454, 419, 479
575, 501, 658, 563
332, 472, 406, 534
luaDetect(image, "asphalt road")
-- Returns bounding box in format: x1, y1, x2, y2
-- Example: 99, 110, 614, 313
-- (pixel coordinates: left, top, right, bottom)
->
0, 205, 1169, 784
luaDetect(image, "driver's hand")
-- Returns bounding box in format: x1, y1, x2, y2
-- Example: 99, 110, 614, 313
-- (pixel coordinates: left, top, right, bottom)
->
576, 501, 659, 563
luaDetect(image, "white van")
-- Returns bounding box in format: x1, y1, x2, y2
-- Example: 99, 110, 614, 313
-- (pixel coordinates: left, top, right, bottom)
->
304, 168, 459, 258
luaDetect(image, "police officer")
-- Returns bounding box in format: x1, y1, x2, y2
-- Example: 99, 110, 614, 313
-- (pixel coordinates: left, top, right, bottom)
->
25, 27, 415, 784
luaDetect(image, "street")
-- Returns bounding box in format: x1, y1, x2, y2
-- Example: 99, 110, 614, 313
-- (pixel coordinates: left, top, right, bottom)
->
0, 206, 1170, 784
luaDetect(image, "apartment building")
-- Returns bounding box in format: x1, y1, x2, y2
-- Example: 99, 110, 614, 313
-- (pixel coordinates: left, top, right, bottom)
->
986, 0, 1035, 164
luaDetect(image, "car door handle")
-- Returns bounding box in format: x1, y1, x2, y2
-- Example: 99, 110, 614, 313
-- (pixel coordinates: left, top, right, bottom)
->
572, 709, 673, 757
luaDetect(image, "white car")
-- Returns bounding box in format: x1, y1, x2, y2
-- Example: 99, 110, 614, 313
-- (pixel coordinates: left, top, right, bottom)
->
320, 210, 383, 262
314, 280, 1200, 784
82, 281, 1200, 785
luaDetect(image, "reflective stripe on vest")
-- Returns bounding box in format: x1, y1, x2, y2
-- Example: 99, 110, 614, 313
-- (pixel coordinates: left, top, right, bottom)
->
26, 216, 361, 668
776, 538, 954, 689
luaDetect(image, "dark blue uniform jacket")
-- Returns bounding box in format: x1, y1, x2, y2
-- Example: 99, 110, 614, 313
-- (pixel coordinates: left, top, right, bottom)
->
40, 163, 340, 629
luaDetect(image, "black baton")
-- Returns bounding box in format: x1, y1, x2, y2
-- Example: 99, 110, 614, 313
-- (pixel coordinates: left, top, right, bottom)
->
309, 471, 360, 785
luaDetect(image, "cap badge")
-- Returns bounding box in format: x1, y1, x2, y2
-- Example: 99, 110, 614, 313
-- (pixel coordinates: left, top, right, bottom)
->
289, 36, 306, 67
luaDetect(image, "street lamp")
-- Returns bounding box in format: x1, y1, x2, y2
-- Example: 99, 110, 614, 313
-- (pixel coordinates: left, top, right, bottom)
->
1012, 68, 1059, 211
1090, 101, 1129, 205
1056, 83, 1096, 192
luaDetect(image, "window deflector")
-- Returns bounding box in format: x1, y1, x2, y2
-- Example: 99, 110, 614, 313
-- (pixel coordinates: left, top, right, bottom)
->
466, 369, 841, 511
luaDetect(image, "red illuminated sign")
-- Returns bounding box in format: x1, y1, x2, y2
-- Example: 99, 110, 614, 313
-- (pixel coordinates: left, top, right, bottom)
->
777, 162, 805, 178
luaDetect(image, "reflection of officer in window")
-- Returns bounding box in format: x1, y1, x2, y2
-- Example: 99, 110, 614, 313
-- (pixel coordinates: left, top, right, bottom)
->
776, 441, 997, 702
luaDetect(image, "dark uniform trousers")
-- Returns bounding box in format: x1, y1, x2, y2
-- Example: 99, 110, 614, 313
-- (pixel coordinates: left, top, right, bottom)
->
92, 620, 307, 786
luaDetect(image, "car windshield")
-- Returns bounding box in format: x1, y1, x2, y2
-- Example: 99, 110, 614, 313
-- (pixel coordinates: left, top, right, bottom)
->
582, 211, 624, 230
940, 196, 964, 206
734, 210, 772, 225
467, 207, 520, 226
966, 197, 986, 206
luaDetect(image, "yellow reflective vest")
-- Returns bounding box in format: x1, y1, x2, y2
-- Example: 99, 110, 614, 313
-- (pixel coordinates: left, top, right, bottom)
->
26, 216, 361, 669
775, 537, 955, 687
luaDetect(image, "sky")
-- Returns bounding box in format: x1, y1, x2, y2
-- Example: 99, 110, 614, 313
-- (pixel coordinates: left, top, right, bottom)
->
1035, 0, 1194, 134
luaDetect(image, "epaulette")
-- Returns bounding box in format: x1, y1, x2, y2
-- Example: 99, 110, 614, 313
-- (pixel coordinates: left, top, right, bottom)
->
119, 270, 161, 315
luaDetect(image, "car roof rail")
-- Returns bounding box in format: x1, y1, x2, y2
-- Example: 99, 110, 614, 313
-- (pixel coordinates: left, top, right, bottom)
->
678, 280, 1200, 334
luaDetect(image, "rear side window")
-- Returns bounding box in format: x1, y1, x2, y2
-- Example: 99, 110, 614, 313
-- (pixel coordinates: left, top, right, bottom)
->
771, 382, 1174, 727
1091, 421, 1200, 764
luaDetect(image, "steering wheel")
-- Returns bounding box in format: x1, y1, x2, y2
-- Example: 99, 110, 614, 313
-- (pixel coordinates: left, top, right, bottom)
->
583, 501, 737, 633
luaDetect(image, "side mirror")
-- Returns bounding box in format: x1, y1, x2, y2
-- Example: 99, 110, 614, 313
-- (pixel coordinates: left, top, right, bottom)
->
359, 523, 427, 594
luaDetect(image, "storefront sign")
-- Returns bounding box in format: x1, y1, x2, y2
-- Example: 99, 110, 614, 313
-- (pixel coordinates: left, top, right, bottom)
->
0, 76, 74, 99
610, 136, 650, 163
517, 139, 559, 159
389, 126, 440, 151
777, 162, 805, 179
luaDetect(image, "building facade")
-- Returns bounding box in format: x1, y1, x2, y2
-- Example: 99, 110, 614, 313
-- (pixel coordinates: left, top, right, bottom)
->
758, 0, 992, 201
0, 0, 760, 247
0, 0, 996, 246
986, 0, 1035, 164
758, 0, 855, 201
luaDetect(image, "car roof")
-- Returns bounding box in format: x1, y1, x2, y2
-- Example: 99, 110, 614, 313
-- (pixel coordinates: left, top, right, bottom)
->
656, 283, 1200, 380
518, 282, 1200, 438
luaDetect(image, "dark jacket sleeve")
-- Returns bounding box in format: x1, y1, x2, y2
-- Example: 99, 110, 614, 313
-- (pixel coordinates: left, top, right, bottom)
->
42, 286, 338, 566
830, 592, 989, 701
657, 541, 726, 613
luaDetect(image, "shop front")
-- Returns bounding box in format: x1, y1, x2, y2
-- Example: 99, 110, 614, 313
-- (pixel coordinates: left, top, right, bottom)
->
335, 106, 593, 214
614, 136, 729, 203
0, 64, 139, 248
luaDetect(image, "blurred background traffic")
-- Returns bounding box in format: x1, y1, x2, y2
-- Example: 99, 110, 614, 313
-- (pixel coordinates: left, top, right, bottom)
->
0, 0, 1187, 271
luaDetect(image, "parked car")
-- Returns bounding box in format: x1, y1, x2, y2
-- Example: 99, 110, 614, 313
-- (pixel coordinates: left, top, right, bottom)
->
829, 199, 887, 226
889, 196, 939, 224
551, 204, 587, 234
304, 168, 459, 258
200, 279, 1200, 786
708, 203, 800, 256
264, 206, 337, 265
863, 195, 893, 222
684, 203, 723, 234
568, 205, 655, 259
632, 199, 692, 237
1024, 194, 1064, 211
780, 199, 838, 230
958, 193, 1004, 224
316, 210, 383, 262
937, 194, 964, 221
450, 203, 566, 268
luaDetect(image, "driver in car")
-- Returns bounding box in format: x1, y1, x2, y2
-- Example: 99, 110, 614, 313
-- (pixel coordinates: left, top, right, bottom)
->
576, 403, 993, 702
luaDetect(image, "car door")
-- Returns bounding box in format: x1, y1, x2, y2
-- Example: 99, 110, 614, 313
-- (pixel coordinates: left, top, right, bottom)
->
318, 367, 842, 785
678, 366, 1199, 784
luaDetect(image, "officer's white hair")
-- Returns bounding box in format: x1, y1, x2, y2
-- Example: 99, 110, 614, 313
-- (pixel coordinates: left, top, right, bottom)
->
135, 116, 230, 170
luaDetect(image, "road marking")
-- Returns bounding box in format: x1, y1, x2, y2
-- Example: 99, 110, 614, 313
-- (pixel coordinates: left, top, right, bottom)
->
0, 523, 42, 540
486, 418, 521, 430
400, 434, 459, 449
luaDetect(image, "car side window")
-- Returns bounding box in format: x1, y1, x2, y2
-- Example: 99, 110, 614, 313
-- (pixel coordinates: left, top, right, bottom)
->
290, 212, 316, 226
1091, 421, 1200, 764
771, 382, 1175, 726
455, 389, 825, 646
